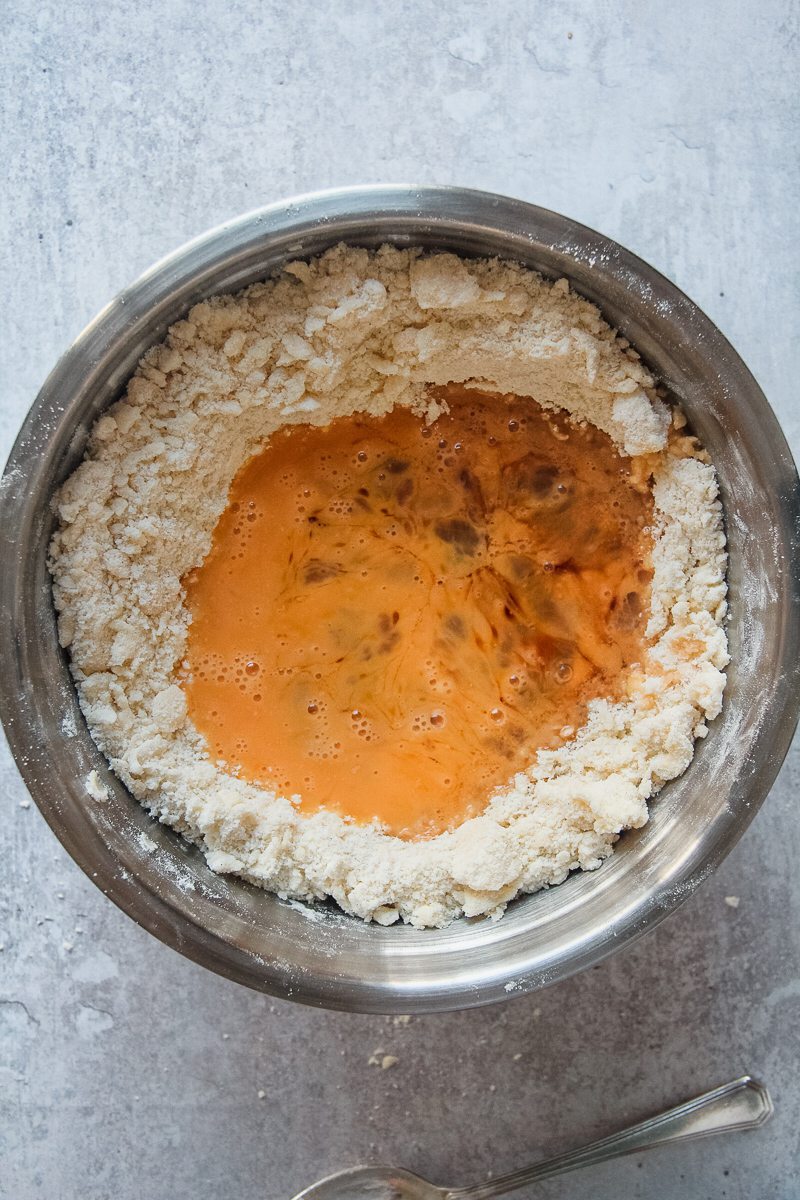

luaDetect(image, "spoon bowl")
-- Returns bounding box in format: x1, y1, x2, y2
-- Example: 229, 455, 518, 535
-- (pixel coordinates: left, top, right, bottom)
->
293, 1166, 438, 1200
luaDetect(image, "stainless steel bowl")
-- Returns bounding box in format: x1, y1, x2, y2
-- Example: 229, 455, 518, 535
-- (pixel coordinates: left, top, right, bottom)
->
2, 186, 799, 1013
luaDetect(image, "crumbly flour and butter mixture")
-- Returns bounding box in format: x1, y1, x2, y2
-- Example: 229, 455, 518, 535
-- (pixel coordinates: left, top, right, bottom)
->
50, 246, 728, 928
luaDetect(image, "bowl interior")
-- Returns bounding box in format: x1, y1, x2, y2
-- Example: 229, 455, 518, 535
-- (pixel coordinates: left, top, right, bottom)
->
2, 187, 799, 1011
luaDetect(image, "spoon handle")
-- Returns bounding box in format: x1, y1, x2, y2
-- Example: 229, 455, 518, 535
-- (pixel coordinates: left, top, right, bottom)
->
447, 1075, 772, 1200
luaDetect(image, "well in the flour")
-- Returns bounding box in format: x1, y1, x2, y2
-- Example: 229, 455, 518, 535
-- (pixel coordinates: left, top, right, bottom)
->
49, 245, 728, 928
182, 385, 654, 839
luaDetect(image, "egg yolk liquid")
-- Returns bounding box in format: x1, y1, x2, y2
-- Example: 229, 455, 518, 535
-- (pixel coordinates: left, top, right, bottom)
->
182, 386, 653, 839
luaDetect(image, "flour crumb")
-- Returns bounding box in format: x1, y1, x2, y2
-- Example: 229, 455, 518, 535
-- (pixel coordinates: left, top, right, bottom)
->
19, 798, 31, 809
724, 895, 740, 908
85, 770, 109, 803
368, 1048, 398, 1069
392, 1015, 412, 1026
257, 1089, 266, 1100
513, 1052, 523, 1060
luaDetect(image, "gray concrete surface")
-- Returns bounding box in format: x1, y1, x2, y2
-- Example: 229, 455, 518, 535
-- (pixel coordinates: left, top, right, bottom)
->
2, 2, 799, 1197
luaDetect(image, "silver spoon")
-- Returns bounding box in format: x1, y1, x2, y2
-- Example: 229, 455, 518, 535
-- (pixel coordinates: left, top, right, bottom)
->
291, 1075, 771, 1200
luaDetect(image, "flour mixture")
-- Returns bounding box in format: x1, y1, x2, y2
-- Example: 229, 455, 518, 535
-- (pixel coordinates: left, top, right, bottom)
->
50, 246, 728, 927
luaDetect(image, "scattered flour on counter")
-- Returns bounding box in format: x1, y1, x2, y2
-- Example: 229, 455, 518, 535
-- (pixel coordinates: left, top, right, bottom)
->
49, 245, 728, 929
